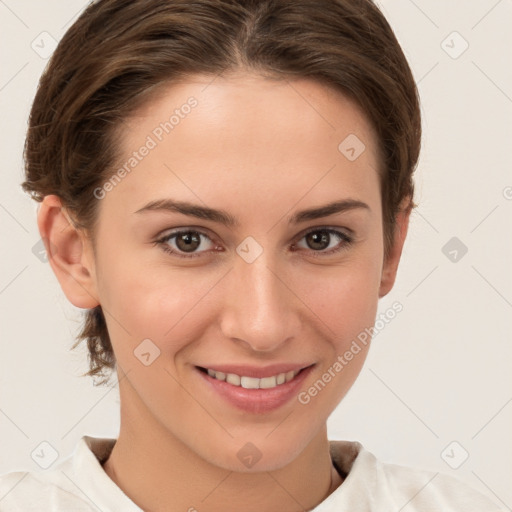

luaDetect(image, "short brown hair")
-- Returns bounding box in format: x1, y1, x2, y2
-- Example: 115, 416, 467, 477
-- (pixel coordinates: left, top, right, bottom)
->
22, 0, 421, 385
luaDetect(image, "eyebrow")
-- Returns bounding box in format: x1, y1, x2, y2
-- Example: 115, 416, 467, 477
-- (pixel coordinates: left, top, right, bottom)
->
134, 198, 370, 227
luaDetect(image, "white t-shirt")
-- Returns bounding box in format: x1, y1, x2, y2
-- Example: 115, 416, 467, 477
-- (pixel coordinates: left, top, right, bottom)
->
0, 435, 504, 511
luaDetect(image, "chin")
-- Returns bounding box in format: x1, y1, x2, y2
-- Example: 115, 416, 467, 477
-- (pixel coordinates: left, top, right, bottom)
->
193, 432, 312, 473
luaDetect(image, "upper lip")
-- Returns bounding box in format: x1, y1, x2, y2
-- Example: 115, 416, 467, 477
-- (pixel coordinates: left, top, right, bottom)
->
196, 363, 314, 379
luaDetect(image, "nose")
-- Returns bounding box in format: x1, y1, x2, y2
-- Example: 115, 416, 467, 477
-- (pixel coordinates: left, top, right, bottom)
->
220, 249, 301, 353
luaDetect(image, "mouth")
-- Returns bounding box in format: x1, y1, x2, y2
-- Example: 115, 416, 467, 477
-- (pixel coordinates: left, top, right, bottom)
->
197, 366, 304, 389
195, 363, 315, 414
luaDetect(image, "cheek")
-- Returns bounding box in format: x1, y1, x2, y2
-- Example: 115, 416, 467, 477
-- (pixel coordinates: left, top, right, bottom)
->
292, 260, 381, 413
293, 251, 382, 342
95, 247, 220, 357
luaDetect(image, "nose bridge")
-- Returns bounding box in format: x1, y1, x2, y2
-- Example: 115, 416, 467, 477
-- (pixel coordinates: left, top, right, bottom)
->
221, 246, 297, 352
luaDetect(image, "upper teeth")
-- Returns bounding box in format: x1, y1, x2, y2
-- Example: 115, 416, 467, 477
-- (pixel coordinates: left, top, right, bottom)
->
206, 369, 300, 389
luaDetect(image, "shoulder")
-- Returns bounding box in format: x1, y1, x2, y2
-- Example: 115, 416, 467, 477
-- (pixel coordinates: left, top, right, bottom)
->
0, 435, 117, 512
327, 440, 505, 511
376, 457, 503, 511
0, 468, 96, 511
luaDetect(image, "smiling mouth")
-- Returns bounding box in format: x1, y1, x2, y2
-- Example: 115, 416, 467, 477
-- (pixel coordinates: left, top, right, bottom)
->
196, 366, 309, 389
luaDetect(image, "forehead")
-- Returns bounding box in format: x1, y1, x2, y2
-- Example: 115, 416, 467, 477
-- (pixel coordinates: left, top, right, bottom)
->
124, 72, 379, 154
104, 73, 381, 217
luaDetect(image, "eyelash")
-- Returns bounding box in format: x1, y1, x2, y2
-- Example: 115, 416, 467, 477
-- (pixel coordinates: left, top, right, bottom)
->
154, 227, 353, 260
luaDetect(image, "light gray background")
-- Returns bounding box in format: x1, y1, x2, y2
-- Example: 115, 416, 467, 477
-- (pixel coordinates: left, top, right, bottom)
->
1, 1, 511, 509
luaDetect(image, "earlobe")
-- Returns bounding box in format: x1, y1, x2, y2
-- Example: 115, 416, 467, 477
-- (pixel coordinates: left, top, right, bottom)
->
378, 202, 411, 298
37, 195, 100, 309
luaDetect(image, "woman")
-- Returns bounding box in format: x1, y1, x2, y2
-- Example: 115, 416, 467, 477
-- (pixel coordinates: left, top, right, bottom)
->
0, 0, 504, 510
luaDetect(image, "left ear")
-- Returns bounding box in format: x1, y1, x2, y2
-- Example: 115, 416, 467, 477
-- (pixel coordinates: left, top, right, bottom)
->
379, 199, 412, 298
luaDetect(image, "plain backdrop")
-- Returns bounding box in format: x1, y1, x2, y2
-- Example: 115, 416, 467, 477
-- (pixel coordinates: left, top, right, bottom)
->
1, 0, 511, 509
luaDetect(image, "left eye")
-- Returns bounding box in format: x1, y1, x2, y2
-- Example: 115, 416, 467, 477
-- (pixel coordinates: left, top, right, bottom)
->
294, 228, 352, 256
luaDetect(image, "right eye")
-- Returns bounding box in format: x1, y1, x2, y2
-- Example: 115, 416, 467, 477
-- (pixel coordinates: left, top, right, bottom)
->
155, 229, 218, 259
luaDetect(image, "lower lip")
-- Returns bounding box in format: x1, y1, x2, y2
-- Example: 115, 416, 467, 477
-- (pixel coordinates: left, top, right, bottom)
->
196, 365, 315, 414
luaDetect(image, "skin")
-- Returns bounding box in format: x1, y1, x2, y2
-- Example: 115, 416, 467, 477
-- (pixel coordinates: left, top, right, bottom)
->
38, 71, 410, 512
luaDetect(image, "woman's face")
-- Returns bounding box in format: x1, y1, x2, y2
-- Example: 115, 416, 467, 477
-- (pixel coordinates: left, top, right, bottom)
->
85, 72, 398, 471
